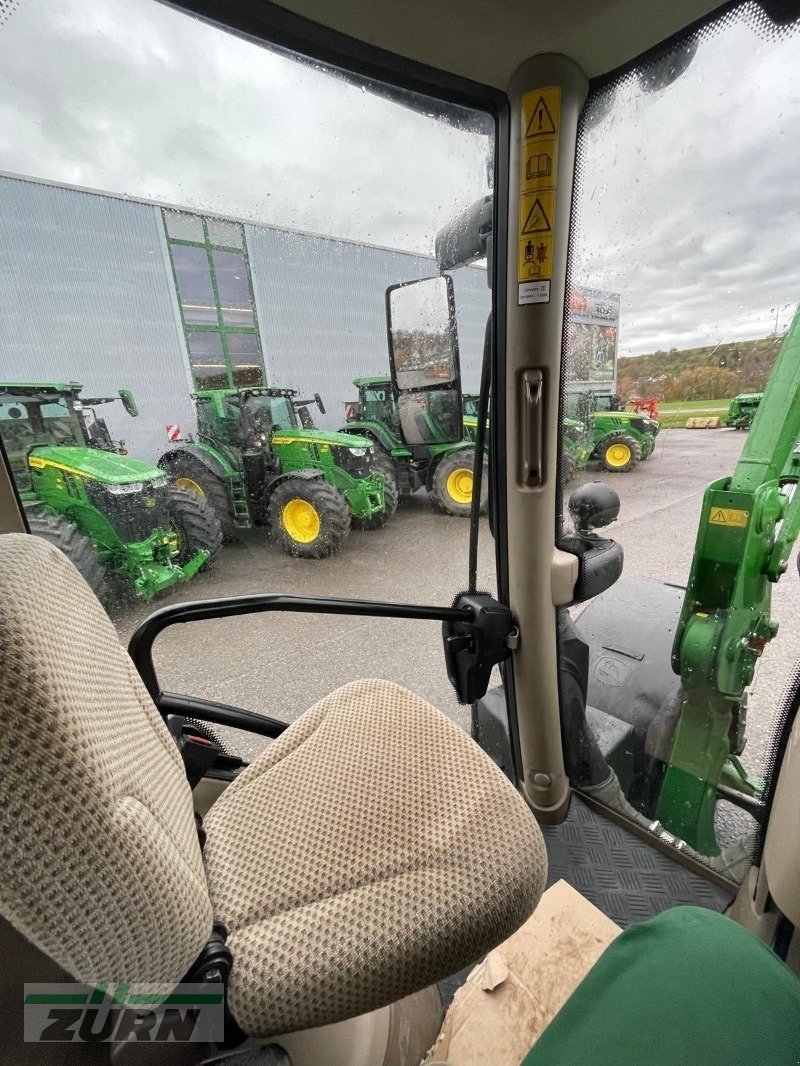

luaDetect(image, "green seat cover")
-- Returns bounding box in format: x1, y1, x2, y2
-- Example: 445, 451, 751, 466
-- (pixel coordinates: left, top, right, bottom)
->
521, 906, 800, 1066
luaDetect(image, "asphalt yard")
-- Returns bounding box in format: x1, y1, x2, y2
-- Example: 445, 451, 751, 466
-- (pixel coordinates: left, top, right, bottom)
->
113, 428, 797, 797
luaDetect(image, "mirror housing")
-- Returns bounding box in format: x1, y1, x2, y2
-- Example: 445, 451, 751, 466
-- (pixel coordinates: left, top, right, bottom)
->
386, 275, 463, 446
569, 482, 620, 536
563, 483, 623, 605
314, 392, 326, 415
119, 389, 139, 417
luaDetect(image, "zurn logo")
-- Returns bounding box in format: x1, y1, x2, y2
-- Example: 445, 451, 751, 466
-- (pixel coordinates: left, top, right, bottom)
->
24, 983, 224, 1043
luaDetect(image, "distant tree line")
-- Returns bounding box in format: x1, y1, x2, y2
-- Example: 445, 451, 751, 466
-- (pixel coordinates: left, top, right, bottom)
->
617, 335, 784, 401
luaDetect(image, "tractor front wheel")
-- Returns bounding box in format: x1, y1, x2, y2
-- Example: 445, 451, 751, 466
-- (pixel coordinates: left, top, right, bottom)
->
267, 479, 351, 558
162, 454, 236, 539
24, 505, 109, 606
167, 487, 223, 565
351, 449, 399, 530
431, 450, 488, 517
597, 433, 641, 473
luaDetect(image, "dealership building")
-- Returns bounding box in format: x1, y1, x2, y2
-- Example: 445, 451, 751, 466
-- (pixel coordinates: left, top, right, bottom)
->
0, 172, 489, 461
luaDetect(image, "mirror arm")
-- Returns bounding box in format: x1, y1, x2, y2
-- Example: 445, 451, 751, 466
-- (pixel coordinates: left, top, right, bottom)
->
468, 315, 492, 592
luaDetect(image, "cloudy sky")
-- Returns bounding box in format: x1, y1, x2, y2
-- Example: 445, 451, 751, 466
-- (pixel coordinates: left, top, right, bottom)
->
0, 0, 798, 356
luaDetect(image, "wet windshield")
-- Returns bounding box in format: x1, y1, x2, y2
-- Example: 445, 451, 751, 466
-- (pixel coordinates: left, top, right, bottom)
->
0, 0, 493, 745
558, 4, 800, 878
242, 395, 296, 433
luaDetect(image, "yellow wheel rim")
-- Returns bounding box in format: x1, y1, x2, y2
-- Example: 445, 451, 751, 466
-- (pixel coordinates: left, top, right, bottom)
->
282, 498, 321, 543
606, 443, 632, 468
446, 467, 474, 505
174, 476, 205, 498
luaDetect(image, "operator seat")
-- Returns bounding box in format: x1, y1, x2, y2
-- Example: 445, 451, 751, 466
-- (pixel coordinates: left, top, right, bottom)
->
0, 533, 546, 1041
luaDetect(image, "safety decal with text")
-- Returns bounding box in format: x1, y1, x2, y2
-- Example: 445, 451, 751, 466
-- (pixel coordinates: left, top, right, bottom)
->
709, 507, 749, 528
518, 86, 561, 306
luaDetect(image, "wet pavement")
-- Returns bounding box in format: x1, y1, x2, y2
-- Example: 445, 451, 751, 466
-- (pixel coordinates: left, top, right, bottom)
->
113, 427, 798, 788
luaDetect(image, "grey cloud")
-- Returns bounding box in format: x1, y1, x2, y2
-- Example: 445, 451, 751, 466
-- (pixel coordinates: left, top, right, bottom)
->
1, 0, 800, 359
0, 0, 489, 256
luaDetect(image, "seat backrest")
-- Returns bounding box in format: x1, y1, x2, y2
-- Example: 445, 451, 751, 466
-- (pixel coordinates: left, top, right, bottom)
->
0, 533, 212, 984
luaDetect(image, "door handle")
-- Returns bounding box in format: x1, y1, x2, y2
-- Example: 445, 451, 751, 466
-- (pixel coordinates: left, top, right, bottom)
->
521, 368, 545, 487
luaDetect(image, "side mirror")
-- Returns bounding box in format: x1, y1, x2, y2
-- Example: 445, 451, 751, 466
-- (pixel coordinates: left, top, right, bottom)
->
565, 483, 623, 604
386, 275, 462, 446
569, 482, 620, 536
119, 389, 139, 417
314, 392, 326, 415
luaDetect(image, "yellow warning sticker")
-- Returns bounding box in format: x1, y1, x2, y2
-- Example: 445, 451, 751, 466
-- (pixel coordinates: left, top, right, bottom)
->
518, 87, 561, 302
709, 507, 749, 528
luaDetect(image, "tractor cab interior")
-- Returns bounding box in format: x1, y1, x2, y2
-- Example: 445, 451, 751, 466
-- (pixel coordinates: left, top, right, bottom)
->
2, 0, 800, 1064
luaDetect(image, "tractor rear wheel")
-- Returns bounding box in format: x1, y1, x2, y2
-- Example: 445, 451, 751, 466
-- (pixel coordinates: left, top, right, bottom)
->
351, 448, 399, 530
431, 449, 488, 517
597, 433, 641, 473
267, 478, 351, 558
24, 505, 109, 606
162, 454, 236, 539
167, 487, 223, 565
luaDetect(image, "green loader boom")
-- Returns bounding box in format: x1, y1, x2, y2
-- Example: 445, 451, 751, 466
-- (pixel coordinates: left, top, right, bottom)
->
658, 307, 800, 854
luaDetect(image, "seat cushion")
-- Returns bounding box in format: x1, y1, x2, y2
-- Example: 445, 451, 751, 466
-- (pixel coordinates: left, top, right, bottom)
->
203, 678, 546, 1037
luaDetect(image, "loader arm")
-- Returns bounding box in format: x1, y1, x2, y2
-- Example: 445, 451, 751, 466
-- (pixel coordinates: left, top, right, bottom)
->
657, 305, 800, 854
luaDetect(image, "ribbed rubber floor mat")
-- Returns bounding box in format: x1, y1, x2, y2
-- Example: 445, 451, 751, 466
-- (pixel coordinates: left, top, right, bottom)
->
541, 795, 735, 927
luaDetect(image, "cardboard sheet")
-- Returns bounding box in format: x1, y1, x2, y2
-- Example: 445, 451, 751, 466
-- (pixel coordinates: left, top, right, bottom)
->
424, 880, 620, 1066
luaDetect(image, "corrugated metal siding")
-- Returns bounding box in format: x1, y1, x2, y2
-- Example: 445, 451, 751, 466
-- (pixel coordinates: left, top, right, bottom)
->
246, 226, 490, 427
0, 176, 194, 460
0, 173, 491, 455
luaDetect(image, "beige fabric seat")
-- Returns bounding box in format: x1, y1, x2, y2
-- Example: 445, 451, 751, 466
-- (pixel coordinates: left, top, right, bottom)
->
0, 533, 547, 1039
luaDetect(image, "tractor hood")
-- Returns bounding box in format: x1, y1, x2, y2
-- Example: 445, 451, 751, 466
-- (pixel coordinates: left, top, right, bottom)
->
271, 428, 373, 450
28, 446, 165, 485
588, 411, 654, 425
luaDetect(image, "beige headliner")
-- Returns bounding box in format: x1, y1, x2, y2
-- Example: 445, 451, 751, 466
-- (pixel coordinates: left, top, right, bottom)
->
272, 0, 721, 87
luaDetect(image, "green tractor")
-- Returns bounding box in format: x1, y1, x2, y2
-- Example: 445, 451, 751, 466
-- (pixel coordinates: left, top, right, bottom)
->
0, 382, 222, 605
464, 392, 591, 484
725, 391, 762, 429
565, 387, 660, 472
158, 386, 390, 558
343, 375, 487, 517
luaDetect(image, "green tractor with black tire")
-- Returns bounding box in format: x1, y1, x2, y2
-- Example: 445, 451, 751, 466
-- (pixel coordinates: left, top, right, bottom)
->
565, 387, 659, 473
342, 375, 487, 517
158, 387, 390, 559
0, 382, 222, 605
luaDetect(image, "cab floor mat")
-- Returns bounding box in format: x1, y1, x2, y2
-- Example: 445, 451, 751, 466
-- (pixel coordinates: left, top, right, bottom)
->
541, 794, 735, 927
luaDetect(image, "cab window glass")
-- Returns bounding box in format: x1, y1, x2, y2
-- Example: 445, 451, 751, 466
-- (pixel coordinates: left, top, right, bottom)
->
559, 4, 800, 874
0, 0, 493, 745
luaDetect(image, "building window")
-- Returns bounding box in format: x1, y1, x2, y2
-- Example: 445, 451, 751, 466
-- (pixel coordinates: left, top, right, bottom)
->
164, 210, 265, 389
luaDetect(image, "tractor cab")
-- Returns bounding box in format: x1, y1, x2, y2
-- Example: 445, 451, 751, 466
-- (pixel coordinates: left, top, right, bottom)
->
0, 384, 86, 485
5, 1, 800, 1065
0, 382, 138, 482
348, 375, 402, 435
197, 387, 327, 453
